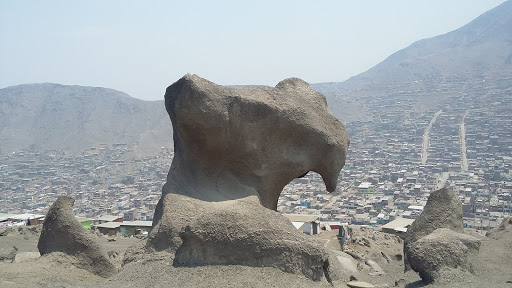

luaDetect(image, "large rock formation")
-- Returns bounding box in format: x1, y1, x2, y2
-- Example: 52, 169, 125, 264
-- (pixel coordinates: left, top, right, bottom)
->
38, 196, 117, 277
403, 188, 480, 283
158, 74, 348, 211
144, 74, 349, 282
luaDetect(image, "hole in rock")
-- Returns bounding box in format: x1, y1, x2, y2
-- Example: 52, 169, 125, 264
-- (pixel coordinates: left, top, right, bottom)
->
278, 171, 336, 213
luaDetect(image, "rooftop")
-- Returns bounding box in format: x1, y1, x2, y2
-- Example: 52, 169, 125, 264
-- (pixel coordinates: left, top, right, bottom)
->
381, 217, 415, 230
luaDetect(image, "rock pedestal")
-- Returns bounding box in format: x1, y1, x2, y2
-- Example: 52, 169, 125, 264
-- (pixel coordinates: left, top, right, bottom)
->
145, 74, 349, 282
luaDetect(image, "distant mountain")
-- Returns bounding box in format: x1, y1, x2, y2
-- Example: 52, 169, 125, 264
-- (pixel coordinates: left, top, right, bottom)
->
315, 0, 512, 123
3, 1, 511, 153
0, 83, 172, 155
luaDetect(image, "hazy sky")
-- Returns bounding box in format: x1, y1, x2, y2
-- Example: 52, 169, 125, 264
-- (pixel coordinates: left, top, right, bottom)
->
0, 1, 507, 100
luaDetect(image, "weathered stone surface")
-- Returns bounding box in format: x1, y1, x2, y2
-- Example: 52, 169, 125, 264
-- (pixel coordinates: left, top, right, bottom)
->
38, 196, 116, 277
333, 252, 359, 274
14, 252, 40, 262
0, 246, 17, 262
145, 75, 349, 282
158, 74, 348, 211
324, 250, 351, 283
407, 228, 480, 283
486, 216, 512, 239
365, 259, 385, 275
404, 188, 462, 270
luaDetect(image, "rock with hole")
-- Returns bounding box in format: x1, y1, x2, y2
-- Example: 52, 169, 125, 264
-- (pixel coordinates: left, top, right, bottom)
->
143, 74, 349, 282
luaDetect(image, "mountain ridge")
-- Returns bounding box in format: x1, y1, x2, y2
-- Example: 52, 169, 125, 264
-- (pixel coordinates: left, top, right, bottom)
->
3, 1, 512, 152
339, 0, 512, 89
313, 0, 512, 123
0, 83, 171, 155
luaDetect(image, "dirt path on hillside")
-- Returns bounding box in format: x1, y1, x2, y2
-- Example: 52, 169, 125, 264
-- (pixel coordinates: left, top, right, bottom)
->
421, 110, 442, 164
460, 111, 469, 171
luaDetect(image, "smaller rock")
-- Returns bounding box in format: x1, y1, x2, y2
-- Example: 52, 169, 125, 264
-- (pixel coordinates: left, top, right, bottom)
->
347, 280, 376, 288
0, 228, 9, 236
487, 216, 512, 239
360, 237, 371, 247
381, 252, 391, 263
0, 246, 18, 262
407, 228, 480, 283
14, 252, 40, 262
365, 259, 385, 275
345, 250, 363, 260
108, 251, 119, 258
38, 196, 117, 277
394, 276, 406, 287
336, 255, 358, 274
324, 250, 348, 283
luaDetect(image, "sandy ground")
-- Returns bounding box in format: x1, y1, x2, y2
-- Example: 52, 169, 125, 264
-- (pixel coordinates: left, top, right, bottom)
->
1, 225, 511, 288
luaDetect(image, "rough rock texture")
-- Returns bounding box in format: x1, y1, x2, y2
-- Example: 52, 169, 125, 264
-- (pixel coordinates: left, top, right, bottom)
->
407, 228, 480, 283
0, 246, 17, 262
38, 196, 117, 277
486, 216, 511, 239
403, 188, 462, 271
364, 259, 384, 275
332, 251, 359, 275
144, 74, 349, 282
404, 188, 463, 244
402, 188, 484, 284
14, 252, 40, 262
158, 74, 348, 211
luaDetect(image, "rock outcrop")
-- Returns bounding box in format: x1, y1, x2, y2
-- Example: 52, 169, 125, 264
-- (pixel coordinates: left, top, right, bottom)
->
486, 216, 512, 239
0, 246, 17, 263
144, 74, 349, 282
404, 188, 463, 247
403, 187, 462, 271
38, 196, 117, 277
403, 188, 480, 283
407, 228, 480, 283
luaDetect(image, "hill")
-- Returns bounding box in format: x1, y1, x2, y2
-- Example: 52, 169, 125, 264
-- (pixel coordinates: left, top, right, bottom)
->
315, 0, 512, 123
0, 83, 172, 155
2, 1, 511, 153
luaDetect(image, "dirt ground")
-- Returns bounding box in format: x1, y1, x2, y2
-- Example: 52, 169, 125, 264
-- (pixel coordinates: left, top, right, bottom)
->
1, 224, 511, 288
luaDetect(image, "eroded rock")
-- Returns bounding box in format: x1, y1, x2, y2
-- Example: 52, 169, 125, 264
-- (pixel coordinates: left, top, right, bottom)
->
38, 196, 116, 277
407, 228, 480, 283
158, 74, 348, 211
0, 246, 17, 262
144, 75, 349, 282
14, 252, 40, 262
402, 188, 483, 283
365, 259, 385, 275
486, 216, 512, 239
404, 188, 463, 271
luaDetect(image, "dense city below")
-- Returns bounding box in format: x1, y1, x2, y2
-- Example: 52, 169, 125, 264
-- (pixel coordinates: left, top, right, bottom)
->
1, 75, 511, 236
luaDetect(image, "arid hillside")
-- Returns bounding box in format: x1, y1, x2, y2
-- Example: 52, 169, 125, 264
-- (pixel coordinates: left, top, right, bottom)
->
0, 83, 172, 155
